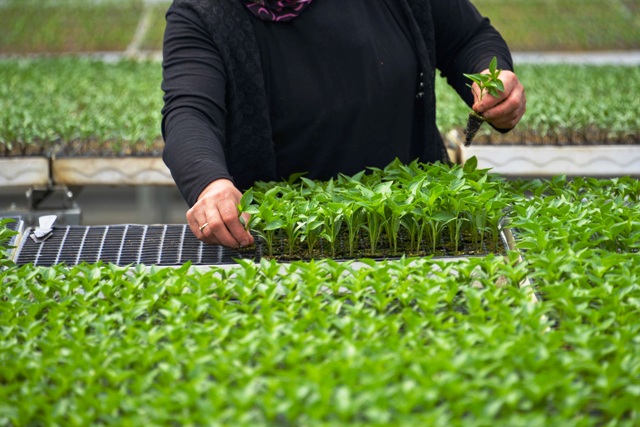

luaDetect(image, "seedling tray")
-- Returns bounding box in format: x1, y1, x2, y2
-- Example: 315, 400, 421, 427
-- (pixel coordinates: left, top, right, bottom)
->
11, 222, 513, 267
12, 224, 259, 267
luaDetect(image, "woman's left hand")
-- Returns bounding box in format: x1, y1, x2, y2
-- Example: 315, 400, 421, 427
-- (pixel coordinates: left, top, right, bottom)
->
471, 70, 526, 130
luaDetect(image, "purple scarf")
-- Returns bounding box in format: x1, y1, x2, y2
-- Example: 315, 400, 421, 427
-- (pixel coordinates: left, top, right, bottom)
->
243, 0, 313, 22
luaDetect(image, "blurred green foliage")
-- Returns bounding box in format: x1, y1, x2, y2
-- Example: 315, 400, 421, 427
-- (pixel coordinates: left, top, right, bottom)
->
1, 58, 638, 156
0, 0, 150, 53
474, 0, 640, 51
0, 0, 638, 53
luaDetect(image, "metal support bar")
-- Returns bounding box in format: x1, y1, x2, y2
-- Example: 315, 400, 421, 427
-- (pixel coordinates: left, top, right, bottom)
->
25, 185, 83, 210
6, 185, 85, 226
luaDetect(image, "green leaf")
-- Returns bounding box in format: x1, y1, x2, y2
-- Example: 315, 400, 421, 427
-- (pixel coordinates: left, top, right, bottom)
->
463, 156, 478, 174
489, 56, 498, 74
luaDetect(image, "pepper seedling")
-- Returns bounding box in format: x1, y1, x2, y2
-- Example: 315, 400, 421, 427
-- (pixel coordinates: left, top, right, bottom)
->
462, 56, 505, 146
237, 188, 260, 232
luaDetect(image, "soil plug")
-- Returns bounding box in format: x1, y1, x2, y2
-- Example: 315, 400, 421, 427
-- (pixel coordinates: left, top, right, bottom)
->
463, 56, 504, 146
464, 111, 486, 146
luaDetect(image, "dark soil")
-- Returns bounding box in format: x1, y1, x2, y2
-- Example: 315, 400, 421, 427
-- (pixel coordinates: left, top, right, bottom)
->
459, 126, 640, 146
56, 138, 165, 157
1, 138, 165, 158
1, 140, 55, 157
464, 112, 485, 146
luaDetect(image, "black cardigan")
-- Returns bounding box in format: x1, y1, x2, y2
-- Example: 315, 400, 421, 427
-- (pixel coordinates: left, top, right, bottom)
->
162, 0, 513, 205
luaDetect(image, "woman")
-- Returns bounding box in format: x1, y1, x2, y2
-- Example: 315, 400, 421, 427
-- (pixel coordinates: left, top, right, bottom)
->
161, 0, 526, 248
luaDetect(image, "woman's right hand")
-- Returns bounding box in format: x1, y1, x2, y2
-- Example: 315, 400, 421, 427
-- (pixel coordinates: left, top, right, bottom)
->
186, 178, 254, 248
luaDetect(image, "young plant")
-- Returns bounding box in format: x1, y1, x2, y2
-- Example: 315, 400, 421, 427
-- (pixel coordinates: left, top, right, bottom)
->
237, 188, 259, 233
401, 207, 423, 253
319, 203, 344, 258
297, 201, 324, 257
0, 218, 18, 268
382, 194, 409, 255
426, 211, 456, 255
254, 204, 284, 256
462, 56, 505, 146
282, 205, 304, 257
362, 201, 387, 255
443, 192, 472, 253
355, 184, 390, 255
341, 201, 364, 257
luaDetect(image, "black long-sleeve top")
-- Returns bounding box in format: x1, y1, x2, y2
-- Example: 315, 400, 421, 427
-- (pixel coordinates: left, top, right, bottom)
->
161, 0, 513, 206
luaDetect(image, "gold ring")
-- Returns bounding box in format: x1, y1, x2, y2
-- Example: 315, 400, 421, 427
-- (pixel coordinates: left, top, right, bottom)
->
199, 222, 209, 232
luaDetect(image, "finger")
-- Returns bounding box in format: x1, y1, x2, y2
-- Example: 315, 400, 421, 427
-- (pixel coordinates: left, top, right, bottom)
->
239, 212, 252, 231
482, 97, 518, 123
470, 82, 482, 105
186, 206, 204, 240
187, 206, 220, 245
202, 206, 241, 247
474, 85, 512, 114
217, 199, 254, 247
483, 85, 526, 129
473, 92, 504, 114
473, 70, 517, 114
241, 213, 255, 246
188, 180, 254, 247
484, 105, 522, 130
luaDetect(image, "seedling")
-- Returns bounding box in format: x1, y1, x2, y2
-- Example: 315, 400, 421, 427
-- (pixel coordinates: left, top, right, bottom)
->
237, 188, 259, 232
462, 56, 505, 146
237, 160, 512, 260
2, 172, 640, 425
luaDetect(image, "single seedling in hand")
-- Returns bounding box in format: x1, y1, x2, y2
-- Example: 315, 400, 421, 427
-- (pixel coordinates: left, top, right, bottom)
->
462, 56, 505, 146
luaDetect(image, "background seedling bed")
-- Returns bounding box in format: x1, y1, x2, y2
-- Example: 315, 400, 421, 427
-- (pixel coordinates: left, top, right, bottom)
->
2, 0, 638, 53
2, 60, 638, 159
452, 127, 639, 146
0, 139, 165, 158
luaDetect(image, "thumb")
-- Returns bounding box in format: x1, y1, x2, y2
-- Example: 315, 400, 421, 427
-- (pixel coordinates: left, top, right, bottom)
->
239, 211, 254, 234
470, 83, 482, 112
